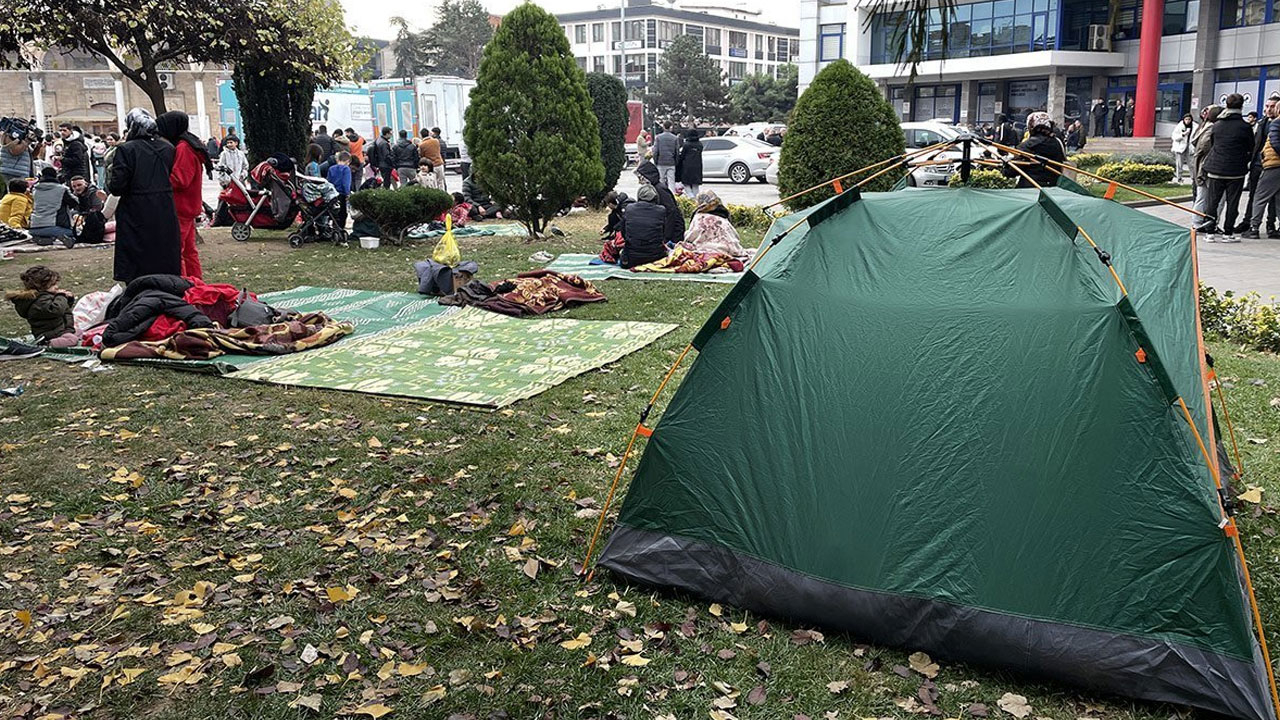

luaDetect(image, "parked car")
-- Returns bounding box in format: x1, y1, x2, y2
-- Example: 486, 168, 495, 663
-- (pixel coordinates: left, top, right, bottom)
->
902, 121, 967, 187
701, 135, 778, 184
765, 152, 779, 185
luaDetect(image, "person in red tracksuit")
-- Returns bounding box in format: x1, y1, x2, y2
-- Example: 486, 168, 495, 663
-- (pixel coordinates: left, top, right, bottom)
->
156, 112, 213, 279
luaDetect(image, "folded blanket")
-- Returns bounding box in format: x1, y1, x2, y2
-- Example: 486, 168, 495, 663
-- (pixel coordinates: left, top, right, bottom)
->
100, 311, 353, 362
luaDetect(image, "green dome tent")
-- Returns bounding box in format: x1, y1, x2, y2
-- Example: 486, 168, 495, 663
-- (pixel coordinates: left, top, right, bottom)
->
595, 186, 1278, 719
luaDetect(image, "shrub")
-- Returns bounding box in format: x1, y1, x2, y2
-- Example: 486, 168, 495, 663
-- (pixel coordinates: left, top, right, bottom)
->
463, 3, 604, 238
778, 60, 905, 210
676, 195, 775, 232
233, 62, 316, 165
947, 168, 1017, 189
348, 186, 453, 241
585, 72, 629, 207
1095, 162, 1175, 185
1200, 283, 1280, 353
1068, 152, 1112, 169
1115, 151, 1176, 167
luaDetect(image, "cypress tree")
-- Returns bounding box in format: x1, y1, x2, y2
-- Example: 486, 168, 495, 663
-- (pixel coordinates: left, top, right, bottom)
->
585, 72, 629, 205
463, 3, 604, 237
778, 60, 905, 210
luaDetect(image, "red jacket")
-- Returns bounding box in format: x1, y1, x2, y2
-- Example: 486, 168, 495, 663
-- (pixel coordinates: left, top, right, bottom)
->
170, 142, 205, 220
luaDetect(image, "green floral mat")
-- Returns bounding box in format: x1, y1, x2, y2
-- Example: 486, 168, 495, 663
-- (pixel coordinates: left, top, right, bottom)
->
233, 306, 676, 408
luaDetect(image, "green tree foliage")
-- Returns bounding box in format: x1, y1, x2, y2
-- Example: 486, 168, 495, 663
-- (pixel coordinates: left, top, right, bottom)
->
464, 3, 604, 238
777, 60, 905, 210
389, 0, 495, 79
232, 64, 316, 165
727, 64, 799, 123
585, 73, 629, 205
645, 34, 728, 126
1, 0, 359, 113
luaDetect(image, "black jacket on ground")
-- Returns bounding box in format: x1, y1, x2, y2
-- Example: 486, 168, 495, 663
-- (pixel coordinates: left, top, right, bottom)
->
676, 138, 704, 185
634, 161, 685, 245
1007, 133, 1066, 188
391, 139, 418, 169
108, 136, 181, 283
620, 200, 669, 268
103, 274, 212, 347
61, 133, 88, 179
1204, 110, 1255, 178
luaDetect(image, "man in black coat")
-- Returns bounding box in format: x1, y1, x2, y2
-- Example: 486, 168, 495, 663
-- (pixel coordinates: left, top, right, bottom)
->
620, 184, 669, 268
1196, 93, 1256, 240
108, 108, 181, 283
1091, 98, 1108, 137
58, 123, 89, 183
634, 160, 685, 246
312, 125, 335, 162
1236, 93, 1280, 235
369, 127, 394, 188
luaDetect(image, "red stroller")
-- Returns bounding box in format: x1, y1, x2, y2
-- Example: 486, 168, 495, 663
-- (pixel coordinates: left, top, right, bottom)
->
213, 158, 300, 242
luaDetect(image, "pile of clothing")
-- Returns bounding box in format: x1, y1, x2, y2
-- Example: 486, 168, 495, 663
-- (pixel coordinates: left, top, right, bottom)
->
439, 270, 605, 317
66, 274, 352, 361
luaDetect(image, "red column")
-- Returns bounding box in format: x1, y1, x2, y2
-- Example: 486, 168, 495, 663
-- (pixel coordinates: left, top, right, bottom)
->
1132, 0, 1164, 137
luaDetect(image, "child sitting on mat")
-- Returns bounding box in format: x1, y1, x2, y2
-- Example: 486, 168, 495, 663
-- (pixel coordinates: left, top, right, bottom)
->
5, 265, 78, 346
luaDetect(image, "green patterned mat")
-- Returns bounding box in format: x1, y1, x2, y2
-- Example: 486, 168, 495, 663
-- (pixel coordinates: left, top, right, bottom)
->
112, 286, 452, 374
543, 253, 745, 284
234, 307, 677, 408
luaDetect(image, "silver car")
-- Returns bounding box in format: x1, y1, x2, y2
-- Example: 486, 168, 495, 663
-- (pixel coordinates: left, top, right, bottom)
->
902, 121, 964, 187
700, 136, 779, 184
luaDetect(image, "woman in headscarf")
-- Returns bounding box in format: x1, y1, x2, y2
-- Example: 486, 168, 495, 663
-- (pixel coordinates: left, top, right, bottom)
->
157, 111, 213, 279
108, 108, 181, 283
680, 190, 750, 260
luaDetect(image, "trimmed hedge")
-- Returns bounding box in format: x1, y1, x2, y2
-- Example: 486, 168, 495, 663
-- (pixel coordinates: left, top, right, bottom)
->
676, 195, 774, 232
1201, 283, 1280, 353
1095, 162, 1175, 185
1115, 151, 1176, 167
947, 168, 1017, 189
1067, 152, 1112, 169
348, 186, 453, 241
585, 72, 629, 206
777, 60, 904, 210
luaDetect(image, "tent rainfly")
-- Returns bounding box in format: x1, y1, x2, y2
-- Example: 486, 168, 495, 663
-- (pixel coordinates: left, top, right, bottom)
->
595, 186, 1278, 720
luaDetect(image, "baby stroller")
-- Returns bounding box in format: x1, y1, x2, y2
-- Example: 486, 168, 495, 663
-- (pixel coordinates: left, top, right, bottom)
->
214, 157, 300, 242
289, 174, 347, 248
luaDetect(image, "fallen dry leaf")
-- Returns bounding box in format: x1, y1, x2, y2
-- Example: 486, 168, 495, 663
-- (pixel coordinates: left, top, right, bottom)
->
997, 692, 1032, 718
560, 632, 592, 650
349, 702, 394, 718
908, 651, 940, 678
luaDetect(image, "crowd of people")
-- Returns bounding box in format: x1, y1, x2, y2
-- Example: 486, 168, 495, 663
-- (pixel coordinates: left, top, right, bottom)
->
0, 108, 212, 282
1186, 91, 1280, 241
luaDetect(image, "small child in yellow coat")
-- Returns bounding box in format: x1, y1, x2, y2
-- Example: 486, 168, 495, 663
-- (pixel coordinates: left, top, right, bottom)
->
0, 178, 33, 229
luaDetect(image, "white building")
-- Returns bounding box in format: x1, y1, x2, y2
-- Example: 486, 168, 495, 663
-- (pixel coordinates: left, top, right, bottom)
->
557, 0, 799, 90
796, 0, 1262, 140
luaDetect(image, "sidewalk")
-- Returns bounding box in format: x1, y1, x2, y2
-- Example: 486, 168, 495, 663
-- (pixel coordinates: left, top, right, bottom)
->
1137, 199, 1280, 298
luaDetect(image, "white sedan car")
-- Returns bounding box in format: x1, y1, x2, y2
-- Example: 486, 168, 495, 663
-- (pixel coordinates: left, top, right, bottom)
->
701, 136, 779, 184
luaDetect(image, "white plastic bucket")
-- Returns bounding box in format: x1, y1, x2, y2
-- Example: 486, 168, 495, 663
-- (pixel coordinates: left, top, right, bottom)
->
359, 236, 380, 250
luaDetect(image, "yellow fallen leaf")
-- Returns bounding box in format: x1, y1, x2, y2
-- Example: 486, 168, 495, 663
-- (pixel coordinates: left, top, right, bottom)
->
522, 558, 540, 579
1239, 487, 1264, 504
233, 573, 255, 583
118, 667, 146, 685
615, 600, 637, 617
709, 603, 723, 617
326, 586, 358, 603
351, 702, 394, 718
560, 632, 593, 650
367, 437, 383, 448
15, 610, 31, 629
620, 654, 651, 666
398, 662, 428, 677
377, 660, 396, 681
908, 651, 939, 678
729, 622, 748, 634
422, 684, 447, 703
222, 653, 243, 668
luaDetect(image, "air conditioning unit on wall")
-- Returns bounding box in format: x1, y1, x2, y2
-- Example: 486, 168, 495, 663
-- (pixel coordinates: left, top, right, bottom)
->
157, 72, 177, 91
1087, 24, 1112, 52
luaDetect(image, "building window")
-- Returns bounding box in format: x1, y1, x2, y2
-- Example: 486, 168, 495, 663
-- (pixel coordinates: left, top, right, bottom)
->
657, 20, 682, 47
977, 81, 998, 122
728, 30, 748, 58
1221, 0, 1266, 26
754, 33, 764, 59
592, 22, 605, 42
1065, 76, 1093, 121
820, 24, 845, 62
593, 56, 606, 73
686, 24, 704, 42
778, 37, 792, 62
1005, 79, 1049, 124
912, 84, 959, 122
1059, 0, 1197, 45
575, 24, 587, 44
705, 27, 722, 54
728, 61, 747, 81
612, 21, 621, 43
576, 56, 588, 70
648, 53, 658, 82
626, 19, 644, 42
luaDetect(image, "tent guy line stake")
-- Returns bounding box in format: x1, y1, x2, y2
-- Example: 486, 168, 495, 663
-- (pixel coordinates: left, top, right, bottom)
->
581, 344, 694, 582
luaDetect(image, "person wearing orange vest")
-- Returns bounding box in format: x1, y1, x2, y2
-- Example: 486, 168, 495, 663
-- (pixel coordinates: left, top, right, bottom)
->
345, 129, 366, 186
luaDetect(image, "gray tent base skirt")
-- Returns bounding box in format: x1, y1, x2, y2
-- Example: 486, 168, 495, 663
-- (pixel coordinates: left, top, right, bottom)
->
599, 525, 1275, 720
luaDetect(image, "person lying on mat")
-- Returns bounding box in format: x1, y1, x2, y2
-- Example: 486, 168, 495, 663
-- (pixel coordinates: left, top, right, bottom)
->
620, 184, 669, 269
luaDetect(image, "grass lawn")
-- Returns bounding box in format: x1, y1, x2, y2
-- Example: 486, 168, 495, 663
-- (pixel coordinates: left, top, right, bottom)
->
1082, 180, 1191, 204
2, 211, 1279, 720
